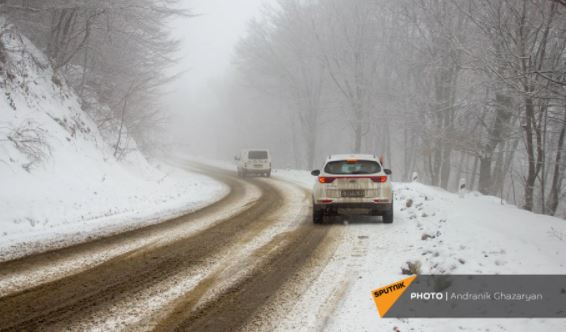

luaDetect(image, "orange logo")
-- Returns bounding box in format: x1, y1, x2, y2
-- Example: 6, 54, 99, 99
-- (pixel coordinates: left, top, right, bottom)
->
371, 275, 417, 317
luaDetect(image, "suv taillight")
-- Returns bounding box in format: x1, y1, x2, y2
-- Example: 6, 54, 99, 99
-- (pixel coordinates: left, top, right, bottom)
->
319, 176, 336, 183
370, 176, 387, 183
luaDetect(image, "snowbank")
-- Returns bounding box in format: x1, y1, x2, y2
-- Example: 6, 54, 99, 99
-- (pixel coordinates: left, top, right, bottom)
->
0, 21, 227, 261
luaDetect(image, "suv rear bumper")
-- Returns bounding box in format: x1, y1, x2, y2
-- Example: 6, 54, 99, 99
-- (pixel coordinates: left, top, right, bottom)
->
241, 168, 271, 174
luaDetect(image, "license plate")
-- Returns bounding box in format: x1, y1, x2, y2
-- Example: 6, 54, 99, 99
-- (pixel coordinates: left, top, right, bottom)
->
341, 190, 365, 198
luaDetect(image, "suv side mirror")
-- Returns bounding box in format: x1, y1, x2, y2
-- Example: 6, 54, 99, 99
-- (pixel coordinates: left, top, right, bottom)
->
384, 169, 392, 175
311, 170, 320, 176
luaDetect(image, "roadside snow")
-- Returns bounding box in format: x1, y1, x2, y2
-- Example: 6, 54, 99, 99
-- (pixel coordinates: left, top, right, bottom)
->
274, 169, 566, 332
272, 169, 314, 189
0, 160, 228, 262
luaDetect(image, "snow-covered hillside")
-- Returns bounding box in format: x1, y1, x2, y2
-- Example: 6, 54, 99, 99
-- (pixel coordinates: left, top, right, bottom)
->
273, 169, 566, 332
0, 20, 227, 261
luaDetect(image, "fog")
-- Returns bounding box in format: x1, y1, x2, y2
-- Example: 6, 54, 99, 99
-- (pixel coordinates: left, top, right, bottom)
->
165, 0, 270, 160
160, 0, 566, 216
166, 0, 357, 170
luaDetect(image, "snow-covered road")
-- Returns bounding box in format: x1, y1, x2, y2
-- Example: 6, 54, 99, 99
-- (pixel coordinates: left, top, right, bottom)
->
0, 162, 565, 331
0, 161, 328, 331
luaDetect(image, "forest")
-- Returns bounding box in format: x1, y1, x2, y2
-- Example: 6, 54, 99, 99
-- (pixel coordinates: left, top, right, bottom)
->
2, 0, 566, 216
232, 0, 566, 215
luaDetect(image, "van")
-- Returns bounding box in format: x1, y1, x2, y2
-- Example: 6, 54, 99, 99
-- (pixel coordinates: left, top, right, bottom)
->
235, 149, 271, 177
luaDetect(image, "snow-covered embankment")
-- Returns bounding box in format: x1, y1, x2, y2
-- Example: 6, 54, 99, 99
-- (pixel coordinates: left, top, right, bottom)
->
0, 20, 227, 261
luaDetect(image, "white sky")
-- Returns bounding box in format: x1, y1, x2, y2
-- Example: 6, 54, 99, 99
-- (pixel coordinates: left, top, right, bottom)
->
166, 0, 268, 114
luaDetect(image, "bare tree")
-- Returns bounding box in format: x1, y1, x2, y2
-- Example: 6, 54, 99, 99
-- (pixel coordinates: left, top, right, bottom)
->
1, 0, 189, 156
236, 1, 327, 169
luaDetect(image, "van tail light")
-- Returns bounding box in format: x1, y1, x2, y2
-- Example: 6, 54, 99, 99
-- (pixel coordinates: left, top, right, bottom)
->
371, 176, 387, 183
319, 176, 336, 183
318, 199, 334, 204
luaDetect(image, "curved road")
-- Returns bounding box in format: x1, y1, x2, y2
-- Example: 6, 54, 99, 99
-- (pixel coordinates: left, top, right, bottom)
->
0, 162, 333, 331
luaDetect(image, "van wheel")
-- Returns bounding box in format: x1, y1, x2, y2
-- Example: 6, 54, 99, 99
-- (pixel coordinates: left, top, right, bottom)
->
313, 209, 323, 224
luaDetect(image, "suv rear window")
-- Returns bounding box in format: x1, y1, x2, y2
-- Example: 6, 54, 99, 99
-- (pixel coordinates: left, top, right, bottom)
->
248, 151, 268, 159
324, 160, 381, 175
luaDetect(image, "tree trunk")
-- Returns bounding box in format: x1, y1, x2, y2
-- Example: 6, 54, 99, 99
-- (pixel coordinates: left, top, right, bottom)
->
305, 111, 317, 170
523, 96, 537, 211
477, 92, 513, 195
491, 146, 506, 196
440, 148, 452, 190
470, 155, 479, 191
478, 155, 492, 194
546, 103, 566, 215
384, 119, 392, 169
454, 151, 466, 190
354, 117, 362, 153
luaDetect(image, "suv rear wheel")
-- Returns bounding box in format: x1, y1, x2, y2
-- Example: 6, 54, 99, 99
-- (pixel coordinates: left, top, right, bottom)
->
382, 202, 394, 224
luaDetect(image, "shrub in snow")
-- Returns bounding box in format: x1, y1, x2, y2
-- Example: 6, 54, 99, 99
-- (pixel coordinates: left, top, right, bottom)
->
401, 260, 421, 275
6, 121, 51, 171
421, 233, 433, 240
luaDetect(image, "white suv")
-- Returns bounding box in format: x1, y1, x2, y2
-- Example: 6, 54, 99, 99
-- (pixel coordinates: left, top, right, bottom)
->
235, 149, 272, 177
311, 154, 393, 224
